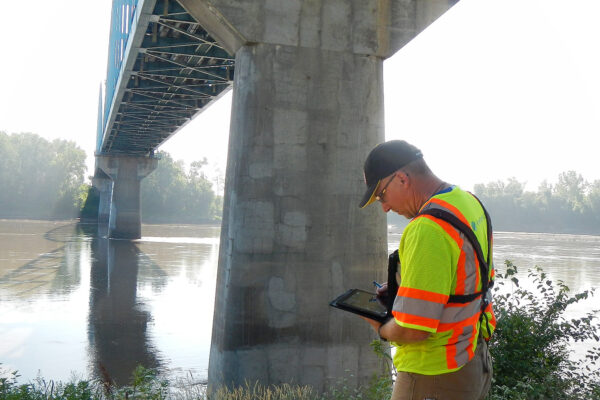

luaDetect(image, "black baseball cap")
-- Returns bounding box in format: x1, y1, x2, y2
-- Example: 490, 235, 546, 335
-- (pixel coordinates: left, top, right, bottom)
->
359, 140, 423, 208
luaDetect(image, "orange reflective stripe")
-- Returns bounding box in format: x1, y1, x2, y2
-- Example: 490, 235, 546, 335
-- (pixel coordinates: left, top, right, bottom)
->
392, 311, 439, 330
446, 328, 461, 369
418, 215, 461, 244
418, 214, 468, 295
445, 317, 480, 369
427, 196, 494, 290
438, 311, 480, 332
428, 198, 470, 227
445, 297, 481, 308
397, 286, 449, 304
455, 244, 467, 294
467, 320, 478, 359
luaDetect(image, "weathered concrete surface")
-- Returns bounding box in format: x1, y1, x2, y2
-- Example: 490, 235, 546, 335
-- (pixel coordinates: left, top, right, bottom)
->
178, 0, 458, 391
96, 156, 157, 239
208, 43, 388, 390
179, 0, 457, 57
92, 170, 112, 225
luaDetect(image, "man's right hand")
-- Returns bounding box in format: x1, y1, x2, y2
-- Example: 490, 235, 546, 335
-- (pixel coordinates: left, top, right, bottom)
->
376, 282, 388, 300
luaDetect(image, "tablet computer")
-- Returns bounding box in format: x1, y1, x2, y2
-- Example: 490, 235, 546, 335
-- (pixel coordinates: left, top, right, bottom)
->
329, 288, 390, 323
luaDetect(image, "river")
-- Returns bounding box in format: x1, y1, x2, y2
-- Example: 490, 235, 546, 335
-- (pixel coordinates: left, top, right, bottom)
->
0, 219, 599, 384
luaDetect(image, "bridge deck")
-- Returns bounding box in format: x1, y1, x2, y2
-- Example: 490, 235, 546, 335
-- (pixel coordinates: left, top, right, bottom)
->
99, 0, 235, 156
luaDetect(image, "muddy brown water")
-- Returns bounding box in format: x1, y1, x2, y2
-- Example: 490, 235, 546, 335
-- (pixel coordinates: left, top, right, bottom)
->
1, 220, 598, 384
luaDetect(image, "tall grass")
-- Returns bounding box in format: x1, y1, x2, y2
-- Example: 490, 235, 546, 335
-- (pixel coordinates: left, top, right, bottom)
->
0, 365, 390, 400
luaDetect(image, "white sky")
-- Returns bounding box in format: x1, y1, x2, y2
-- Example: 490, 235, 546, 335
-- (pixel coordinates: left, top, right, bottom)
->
0, 0, 599, 192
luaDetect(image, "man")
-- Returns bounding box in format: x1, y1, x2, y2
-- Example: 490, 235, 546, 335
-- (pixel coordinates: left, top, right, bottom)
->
359, 140, 496, 400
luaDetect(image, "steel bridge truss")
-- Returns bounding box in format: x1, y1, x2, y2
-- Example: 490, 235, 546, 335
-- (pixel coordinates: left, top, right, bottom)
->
100, 0, 235, 156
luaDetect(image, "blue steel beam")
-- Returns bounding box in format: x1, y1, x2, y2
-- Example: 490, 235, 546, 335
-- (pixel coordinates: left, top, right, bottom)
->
98, 0, 235, 156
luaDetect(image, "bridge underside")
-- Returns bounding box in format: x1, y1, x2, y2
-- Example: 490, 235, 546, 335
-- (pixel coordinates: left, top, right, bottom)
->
95, 0, 459, 389
100, 0, 235, 156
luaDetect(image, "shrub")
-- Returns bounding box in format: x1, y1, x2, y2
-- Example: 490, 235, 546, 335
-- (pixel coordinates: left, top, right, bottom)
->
488, 261, 600, 399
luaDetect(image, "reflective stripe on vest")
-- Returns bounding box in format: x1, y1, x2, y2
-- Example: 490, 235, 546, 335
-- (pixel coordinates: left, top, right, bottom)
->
392, 195, 492, 370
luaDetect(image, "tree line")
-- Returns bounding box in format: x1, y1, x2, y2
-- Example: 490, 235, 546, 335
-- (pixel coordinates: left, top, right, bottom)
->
3, 132, 600, 233
0, 132, 222, 223
139, 151, 222, 223
0, 132, 87, 219
473, 172, 600, 234
385, 172, 600, 235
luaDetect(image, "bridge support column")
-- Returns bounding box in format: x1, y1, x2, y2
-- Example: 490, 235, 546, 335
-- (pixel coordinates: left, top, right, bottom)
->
96, 155, 157, 240
92, 171, 113, 225
180, 0, 457, 391
209, 43, 388, 391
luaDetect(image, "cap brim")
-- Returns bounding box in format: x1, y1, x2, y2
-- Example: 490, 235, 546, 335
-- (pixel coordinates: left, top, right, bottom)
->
359, 180, 381, 208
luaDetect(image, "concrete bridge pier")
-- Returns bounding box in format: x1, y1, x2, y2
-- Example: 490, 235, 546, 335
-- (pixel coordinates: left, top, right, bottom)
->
177, 0, 456, 391
180, 0, 456, 391
96, 155, 157, 239
211, 43, 388, 390
92, 170, 113, 225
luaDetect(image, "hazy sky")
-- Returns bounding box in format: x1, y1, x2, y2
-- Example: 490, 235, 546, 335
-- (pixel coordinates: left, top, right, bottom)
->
1, 0, 598, 191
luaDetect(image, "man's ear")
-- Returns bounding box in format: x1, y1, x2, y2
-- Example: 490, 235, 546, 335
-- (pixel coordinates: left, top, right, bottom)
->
397, 170, 409, 185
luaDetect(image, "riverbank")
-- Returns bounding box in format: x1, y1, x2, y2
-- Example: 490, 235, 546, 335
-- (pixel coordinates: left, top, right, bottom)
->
0, 364, 389, 400
2, 220, 599, 399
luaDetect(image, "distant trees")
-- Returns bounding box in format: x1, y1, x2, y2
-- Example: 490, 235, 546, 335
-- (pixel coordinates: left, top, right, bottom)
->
474, 172, 600, 234
0, 131, 87, 219
140, 151, 222, 223
3, 130, 597, 233
384, 172, 600, 235
0, 132, 222, 223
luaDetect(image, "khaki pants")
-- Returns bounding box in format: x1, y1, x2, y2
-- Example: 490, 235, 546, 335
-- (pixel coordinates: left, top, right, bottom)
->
391, 339, 492, 400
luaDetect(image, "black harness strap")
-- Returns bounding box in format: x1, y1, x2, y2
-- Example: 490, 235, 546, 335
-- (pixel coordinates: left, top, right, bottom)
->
386, 193, 494, 334
385, 250, 400, 315
418, 207, 492, 304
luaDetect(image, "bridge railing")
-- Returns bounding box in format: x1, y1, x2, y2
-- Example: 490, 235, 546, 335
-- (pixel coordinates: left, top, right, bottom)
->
98, 0, 140, 153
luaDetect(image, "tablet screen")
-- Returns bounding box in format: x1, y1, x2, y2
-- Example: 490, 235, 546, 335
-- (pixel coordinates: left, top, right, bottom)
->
331, 289, 388, 320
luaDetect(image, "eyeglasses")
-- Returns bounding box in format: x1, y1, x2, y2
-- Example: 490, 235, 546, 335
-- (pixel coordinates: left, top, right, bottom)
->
375, 174, 396, 203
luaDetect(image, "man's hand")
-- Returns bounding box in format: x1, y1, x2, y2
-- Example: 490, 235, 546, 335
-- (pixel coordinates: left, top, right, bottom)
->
360, 315, 382, 332
375, 282, 388, 297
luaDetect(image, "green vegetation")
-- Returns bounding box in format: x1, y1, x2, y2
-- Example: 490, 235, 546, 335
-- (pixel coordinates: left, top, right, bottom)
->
385, 172, 600, 235
0, 366, 168, 400
2, 263, 598, 400
0, 132, 87, 219
0, 366, 386, 400
140, 152, 222, 223
488, 262, 600, 399
3, 131, 599, 232
473, 172, 600, 234
0, 132, 222, 223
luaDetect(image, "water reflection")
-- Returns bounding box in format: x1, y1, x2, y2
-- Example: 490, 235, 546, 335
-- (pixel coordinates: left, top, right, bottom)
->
0, 220, 219, 384
492, 231, 600, 295
0, 222, 85, 298
0, 221, 93, 381
87, 238, 160, 386
1, 221, 598, 384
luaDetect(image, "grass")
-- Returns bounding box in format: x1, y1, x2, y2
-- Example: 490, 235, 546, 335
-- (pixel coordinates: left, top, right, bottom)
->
0, 364, 391, 400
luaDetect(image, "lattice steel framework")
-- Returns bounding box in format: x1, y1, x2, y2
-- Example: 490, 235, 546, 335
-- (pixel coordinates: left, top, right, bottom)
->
98, 0, 235, 156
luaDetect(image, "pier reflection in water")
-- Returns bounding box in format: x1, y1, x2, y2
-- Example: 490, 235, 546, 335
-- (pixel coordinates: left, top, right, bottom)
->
88, 238, 159, 385
1, 220, 599, 384
0, 221, 219, 384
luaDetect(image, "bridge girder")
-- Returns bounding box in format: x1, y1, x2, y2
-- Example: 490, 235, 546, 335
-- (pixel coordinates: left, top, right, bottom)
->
100, 0, 235, 156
